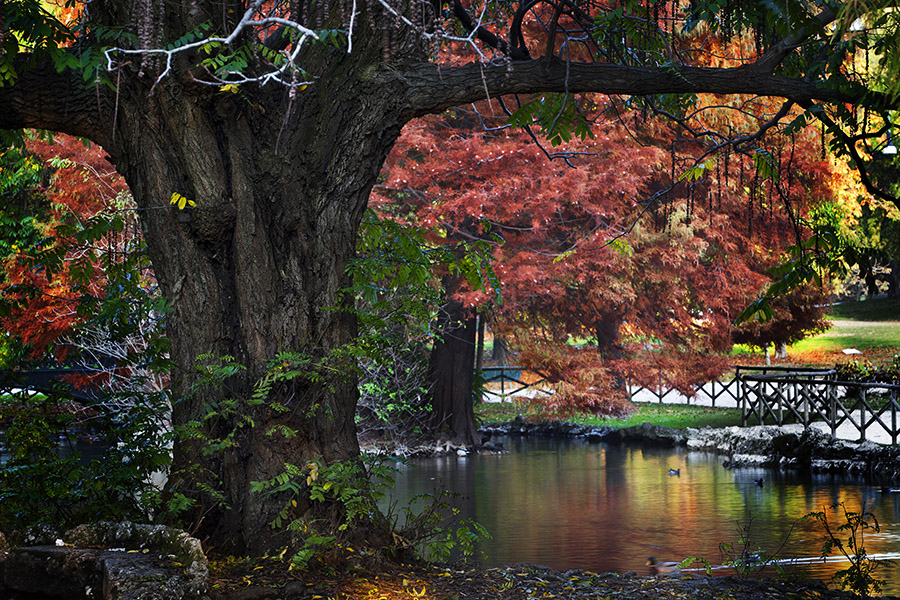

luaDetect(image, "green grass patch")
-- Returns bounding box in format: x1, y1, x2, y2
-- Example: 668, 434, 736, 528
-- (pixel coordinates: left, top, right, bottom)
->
781, 299, 900, 356
791, 320, 900, 352
476, 401, 744, 430
827, 298, 900, 321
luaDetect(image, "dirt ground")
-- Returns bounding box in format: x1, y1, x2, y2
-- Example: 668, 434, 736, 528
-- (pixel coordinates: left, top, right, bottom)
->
208, 557, 888, 600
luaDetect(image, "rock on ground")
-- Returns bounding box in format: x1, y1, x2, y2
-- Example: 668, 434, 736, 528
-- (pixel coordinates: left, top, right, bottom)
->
0, 521, 207, 600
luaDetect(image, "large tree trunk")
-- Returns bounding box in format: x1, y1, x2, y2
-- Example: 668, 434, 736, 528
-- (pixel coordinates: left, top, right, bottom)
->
96, 42, 408, 555
428, 298, 480, 446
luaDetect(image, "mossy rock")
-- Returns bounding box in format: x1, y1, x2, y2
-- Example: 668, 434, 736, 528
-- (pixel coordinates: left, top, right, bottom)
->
65, 522, 207, 579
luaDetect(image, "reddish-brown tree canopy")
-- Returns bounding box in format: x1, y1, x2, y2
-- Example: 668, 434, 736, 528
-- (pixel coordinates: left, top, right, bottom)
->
375, 90, 842, 410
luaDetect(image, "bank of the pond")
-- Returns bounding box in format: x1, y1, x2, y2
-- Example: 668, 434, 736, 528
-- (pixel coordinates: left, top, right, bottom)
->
208, 558, 891, 600
479, 419, 900, 484
476, 402, 746, 430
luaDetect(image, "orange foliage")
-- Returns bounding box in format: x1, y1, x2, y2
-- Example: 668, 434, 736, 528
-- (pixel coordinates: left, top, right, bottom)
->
1, 134, 132, 357
44, 0, 84, 28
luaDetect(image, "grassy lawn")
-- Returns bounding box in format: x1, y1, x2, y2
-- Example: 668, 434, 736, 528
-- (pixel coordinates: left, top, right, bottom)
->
791, 321, 900, 352
788, 298, 900, 361
827, 298, 900, 321
476, 400, 744, 429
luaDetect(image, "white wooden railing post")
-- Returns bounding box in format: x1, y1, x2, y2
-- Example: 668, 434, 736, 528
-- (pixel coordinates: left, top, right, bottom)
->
859, 388, 867, 442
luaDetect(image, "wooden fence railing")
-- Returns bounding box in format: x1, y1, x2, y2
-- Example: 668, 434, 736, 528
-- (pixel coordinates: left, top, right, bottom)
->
627, 379, 745, 407
477, 366, 547, 401
738, 368, 900, 444
478, 364, 900, 444
626, 366, 838, 408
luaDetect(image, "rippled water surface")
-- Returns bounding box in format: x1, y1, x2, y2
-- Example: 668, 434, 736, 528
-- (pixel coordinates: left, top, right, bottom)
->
385, 435, 900, 593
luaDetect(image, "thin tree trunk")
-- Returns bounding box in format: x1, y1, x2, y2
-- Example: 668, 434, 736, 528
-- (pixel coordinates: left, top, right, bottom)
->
595, 311, 622, 359
428, 298, 479, 446
475, 313, 485, 403
491, 336, 511, 366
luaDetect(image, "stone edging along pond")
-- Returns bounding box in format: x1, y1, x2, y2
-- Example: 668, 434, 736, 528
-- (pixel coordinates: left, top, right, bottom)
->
481, 420, 900, 484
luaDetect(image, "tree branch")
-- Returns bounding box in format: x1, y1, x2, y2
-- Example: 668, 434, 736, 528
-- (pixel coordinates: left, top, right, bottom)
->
402, 58, 870, 117
0, 55, 111, 146
451, 0, 531, 60
752, 6, 836, 74
800, 100, 900, 208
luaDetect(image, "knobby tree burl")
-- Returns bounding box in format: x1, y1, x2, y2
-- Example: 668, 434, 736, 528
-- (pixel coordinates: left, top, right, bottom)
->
0, 0, 893, 554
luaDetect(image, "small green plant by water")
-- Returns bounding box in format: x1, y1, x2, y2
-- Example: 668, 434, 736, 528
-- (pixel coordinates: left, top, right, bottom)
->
190, 354, 490, 570
804, 502, 887, 597
250, 453, 490, 568
718, 514, 800, 581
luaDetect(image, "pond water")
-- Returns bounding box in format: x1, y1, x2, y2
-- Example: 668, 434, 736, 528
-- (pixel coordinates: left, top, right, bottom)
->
385, 435, 900, 593
0, 429, 109, 465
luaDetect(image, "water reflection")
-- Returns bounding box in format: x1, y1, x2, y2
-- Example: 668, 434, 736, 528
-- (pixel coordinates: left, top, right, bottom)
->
385, 436, 900, 593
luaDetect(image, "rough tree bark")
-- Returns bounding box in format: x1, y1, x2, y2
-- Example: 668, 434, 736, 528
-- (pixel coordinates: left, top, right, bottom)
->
106, 52, 409, 553
428, 297, 480, 446
0, 0, 869, 556
0, 3, 411, 553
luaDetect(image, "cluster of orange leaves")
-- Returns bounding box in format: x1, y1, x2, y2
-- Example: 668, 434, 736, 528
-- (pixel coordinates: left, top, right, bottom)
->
1, 134, 130, 357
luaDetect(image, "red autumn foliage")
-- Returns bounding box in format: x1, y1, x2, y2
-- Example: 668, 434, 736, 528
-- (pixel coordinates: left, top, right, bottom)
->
1, 134, 134, 359
374, 89, 837, 415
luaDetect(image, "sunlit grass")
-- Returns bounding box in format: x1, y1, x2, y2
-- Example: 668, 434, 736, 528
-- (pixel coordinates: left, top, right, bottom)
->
476, 400, 744, 429
789, 299, 900, 358
719, 299, 900, 366
791, 323, 900, 352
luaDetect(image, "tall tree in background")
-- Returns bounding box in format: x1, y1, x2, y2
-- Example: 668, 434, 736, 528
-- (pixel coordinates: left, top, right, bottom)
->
1, 0, 896, 554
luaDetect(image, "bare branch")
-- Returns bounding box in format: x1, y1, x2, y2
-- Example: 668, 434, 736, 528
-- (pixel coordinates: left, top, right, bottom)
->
803, 100, 900, 207
104, 0, 319, 91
